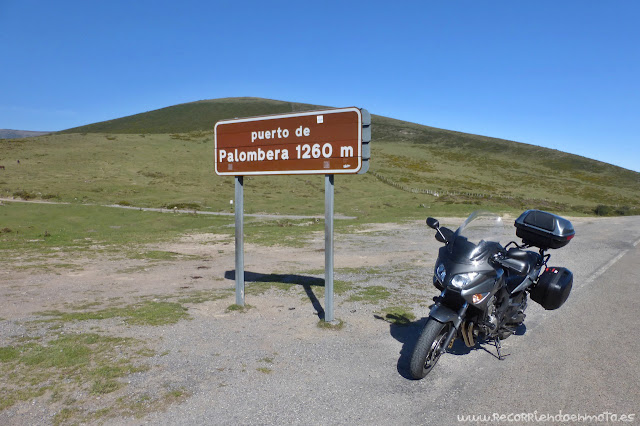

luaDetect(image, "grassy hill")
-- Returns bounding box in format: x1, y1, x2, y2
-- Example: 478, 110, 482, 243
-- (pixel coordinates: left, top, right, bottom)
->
59, 97, 326, 134
2, 97, 638, 220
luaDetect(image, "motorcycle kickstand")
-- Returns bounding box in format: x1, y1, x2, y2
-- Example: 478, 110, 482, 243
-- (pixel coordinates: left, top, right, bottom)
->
494, 337, 509, 361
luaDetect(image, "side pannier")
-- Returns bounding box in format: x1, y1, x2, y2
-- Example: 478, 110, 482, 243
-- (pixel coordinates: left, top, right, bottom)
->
530, 267, 573, 310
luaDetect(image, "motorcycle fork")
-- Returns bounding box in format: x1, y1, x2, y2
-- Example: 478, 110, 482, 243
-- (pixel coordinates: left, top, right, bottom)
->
439, 303, 469, 354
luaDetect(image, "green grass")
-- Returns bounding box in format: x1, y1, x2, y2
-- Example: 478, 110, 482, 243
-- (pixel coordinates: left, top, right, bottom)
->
243, 219, 325, 247
0, 333, 151, 411
346, 285, 392, 303
1, 297, 194, 422
226, 304, 253, 312
317, 318, 345, 330
37, 300, 190, 326
0, 202, 234, 264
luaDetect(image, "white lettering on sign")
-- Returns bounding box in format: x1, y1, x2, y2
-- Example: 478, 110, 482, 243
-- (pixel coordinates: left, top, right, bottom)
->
295, 126, 311, 137
250, 126, 313, 143
295, 143, 334, 159
340, 146, 354, 158
251, 128, 290, 143
219, 142, 353, 164
219, 148, 290, 163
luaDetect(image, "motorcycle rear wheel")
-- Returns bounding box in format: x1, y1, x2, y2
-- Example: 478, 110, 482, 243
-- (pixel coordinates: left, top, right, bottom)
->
410, 319, 450, 379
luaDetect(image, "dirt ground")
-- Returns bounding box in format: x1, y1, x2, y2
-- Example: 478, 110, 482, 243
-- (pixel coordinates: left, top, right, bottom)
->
1, 217, 448, 423
0, 220, 436, 320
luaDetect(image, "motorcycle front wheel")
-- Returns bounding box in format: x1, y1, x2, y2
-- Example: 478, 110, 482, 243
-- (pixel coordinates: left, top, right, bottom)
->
409, 319, 450, 380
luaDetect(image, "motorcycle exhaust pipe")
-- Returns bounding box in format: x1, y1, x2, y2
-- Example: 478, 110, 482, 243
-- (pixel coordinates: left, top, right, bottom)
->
461, 321, 475, 348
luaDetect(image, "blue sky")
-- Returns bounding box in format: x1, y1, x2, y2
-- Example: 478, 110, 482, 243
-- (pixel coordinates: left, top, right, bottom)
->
2, 0, 639, 172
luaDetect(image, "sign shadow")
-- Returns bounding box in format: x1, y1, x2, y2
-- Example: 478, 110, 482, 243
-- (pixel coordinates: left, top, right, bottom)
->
224, 270, 327, 319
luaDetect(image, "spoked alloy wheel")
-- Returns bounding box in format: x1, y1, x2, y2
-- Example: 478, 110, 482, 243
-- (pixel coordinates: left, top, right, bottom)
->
409, 319, 450, 379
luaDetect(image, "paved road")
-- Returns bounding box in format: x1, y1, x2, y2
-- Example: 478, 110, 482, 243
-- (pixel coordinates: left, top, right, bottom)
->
135, 215, 639, 426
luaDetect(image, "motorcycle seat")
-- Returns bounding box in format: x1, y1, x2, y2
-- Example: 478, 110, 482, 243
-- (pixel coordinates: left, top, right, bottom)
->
502, 249, 542, 276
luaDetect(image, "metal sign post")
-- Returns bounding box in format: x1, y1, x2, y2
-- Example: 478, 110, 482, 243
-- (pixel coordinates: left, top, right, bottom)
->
235, 176, 244, 306
324, 174, 335, 322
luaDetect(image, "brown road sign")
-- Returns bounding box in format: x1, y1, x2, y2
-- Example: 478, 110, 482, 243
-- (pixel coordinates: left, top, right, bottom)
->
214, 107, 370, 176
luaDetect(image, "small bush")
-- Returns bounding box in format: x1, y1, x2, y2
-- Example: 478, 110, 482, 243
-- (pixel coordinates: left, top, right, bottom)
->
594, 205, 614, 216
163, 203, 200, 210
226, 304, 253, 313
594, 205, 635, 216
13, 190, 36, 200
317, 319, 345, 330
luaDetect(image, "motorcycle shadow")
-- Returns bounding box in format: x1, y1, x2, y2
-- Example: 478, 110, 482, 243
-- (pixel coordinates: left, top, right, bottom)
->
386, 316, 526, 379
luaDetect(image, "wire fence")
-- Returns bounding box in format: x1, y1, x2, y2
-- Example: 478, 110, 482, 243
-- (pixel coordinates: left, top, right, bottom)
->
371, 171, 514, 199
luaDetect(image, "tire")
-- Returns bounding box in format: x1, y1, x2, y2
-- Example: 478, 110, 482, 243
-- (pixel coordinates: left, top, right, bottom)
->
409, 319, 450, 380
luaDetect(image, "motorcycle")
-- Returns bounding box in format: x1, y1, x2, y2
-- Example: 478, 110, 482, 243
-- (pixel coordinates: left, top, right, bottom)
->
410, 209, 575, 380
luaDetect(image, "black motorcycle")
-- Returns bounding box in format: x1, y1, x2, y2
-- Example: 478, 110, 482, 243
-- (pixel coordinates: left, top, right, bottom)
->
410, 209, 575, 380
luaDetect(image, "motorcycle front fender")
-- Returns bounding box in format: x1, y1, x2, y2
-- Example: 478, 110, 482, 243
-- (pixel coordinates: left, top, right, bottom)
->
429, 303, 465, 329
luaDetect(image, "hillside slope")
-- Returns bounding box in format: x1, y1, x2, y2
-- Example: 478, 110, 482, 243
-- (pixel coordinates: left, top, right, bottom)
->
2, 97, 637, 218
60, 97, 326, 134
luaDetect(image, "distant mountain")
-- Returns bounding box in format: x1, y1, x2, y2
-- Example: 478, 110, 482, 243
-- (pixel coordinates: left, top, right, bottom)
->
0, 129, 51, 139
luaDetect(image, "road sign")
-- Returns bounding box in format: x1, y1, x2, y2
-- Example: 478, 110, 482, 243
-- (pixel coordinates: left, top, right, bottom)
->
214, 107, 370, 176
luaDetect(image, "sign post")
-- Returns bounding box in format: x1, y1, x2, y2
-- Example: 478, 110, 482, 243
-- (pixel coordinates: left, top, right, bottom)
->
324, 174, 335, 322
215, 107, 370, 320
235, 176, 244, 306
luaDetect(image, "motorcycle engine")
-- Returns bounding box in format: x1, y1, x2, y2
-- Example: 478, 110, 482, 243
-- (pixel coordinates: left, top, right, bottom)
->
485, 297, 499, 331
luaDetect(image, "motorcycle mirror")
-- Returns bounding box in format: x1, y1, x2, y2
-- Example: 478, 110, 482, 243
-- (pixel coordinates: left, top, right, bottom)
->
426, 217, 440, 229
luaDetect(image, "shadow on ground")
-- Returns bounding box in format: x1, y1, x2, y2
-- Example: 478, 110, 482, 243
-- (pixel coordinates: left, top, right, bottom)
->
225, 270, 327, 319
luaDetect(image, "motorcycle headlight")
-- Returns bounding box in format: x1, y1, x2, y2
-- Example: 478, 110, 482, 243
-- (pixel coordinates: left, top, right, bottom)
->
450, 272, 479, 289
435, 263, 446, 283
